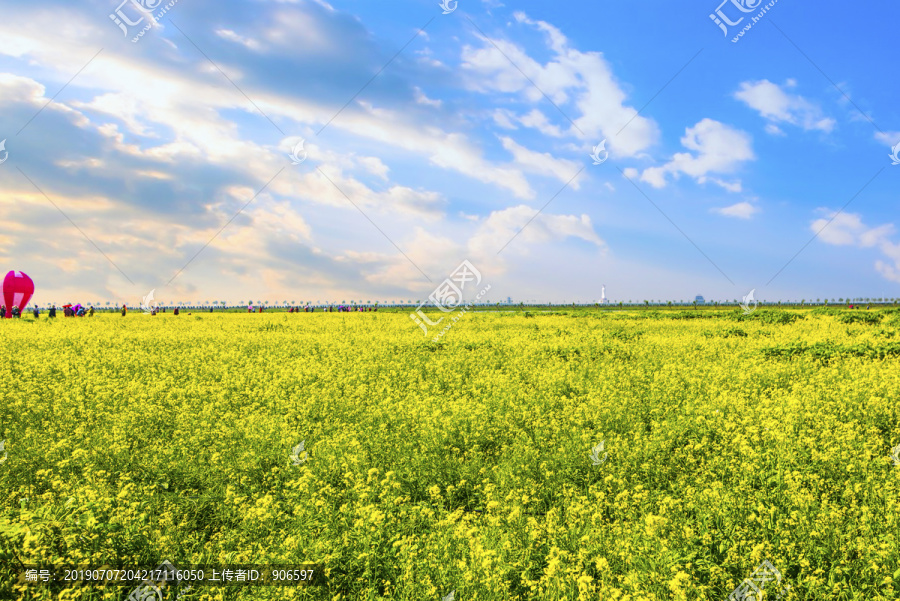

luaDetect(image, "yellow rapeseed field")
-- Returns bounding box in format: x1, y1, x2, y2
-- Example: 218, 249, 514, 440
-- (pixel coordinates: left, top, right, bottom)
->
1, 308, 898, 600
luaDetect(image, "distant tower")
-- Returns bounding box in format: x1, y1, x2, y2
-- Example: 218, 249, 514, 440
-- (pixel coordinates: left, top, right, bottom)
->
600, 285, 607, 304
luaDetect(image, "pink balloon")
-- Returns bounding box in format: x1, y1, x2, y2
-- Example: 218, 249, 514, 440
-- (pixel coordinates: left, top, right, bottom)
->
2, 271, 35, 318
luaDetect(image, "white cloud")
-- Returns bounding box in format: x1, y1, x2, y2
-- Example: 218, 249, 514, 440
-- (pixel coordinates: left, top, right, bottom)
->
3, 1, 798, 304
358, 156, 390, 180
355, 227, 465, 295
259, 8, 337, 54
460, 12, 659, 157
513, 12, 567, 53
413, 86, 442, 108
518, 109, 565, 138
811, 212, 869, 246
491, 107, 568, 138
637, 119, 754, 191
712, 201, 758, 219
708, 178, 743, 193
346, 102, 536, 199
812, 211, 900, 282
0, 3, 651, 210
876, 131, 900, 164
0, 73, 47, 102
0, 2, 547, 305
468, 205, 605, 269
492, 109, 518, 129
272, 164, 446, 221
216, 29, 263, 51
414, 47, 444, 69
427, 133, 535, 199
309, 0, 336, 11
499, 137, 582, 189
875, 131, 900, 145
735, 80, 836, 133
72, 6, 541, 203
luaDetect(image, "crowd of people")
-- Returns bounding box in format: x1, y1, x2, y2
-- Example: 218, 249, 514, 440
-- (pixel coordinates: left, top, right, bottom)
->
3, 303, 380, 318
285, 305, 377, 312
0, 305, 26, 318
1, 303, 97, 318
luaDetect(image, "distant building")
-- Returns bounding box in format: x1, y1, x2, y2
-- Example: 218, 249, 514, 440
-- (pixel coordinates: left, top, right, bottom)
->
600, 285, 608, 304
695, 295, 705, 303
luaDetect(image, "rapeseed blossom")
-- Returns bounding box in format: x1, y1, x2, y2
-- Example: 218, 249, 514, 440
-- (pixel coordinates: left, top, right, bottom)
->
0, 309, 897, 599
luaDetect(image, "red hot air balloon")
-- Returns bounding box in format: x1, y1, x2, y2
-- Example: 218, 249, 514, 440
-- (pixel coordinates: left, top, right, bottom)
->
2, 271, 35, 318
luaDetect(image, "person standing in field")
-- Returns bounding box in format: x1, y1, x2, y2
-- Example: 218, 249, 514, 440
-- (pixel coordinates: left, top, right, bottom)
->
49, 305, 56, 318
121, 304, 127, 316
33, 307, 39, 318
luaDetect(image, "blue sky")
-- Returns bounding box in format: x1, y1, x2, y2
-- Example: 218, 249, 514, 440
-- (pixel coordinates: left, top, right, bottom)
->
0, 0, 898, 305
